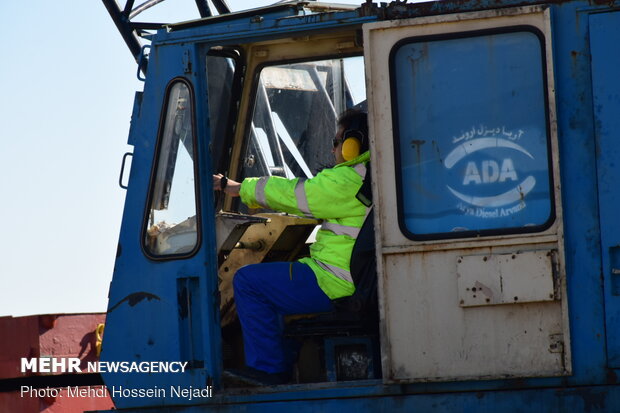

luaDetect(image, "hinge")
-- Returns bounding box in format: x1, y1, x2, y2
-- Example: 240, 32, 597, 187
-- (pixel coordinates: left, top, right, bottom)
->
183, 50, 193, 74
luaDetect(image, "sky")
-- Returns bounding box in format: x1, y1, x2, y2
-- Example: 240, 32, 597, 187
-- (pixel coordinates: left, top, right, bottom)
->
0, 0, 365, 317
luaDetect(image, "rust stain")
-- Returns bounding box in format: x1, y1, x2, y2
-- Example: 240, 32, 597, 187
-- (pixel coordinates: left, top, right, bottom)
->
411, 139, 426, 162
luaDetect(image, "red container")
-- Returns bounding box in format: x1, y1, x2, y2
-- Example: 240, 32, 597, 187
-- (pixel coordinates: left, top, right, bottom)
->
0, 314, 114, 413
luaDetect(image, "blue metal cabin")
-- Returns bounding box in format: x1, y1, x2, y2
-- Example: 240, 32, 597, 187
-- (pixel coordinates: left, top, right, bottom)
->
99, 0, 620, 411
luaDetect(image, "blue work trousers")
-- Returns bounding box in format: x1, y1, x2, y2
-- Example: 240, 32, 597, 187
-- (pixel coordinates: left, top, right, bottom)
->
233, 262, 333, 374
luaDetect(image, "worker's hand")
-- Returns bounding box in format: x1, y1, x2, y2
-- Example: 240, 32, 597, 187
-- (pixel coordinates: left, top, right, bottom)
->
213, 174, 241, 197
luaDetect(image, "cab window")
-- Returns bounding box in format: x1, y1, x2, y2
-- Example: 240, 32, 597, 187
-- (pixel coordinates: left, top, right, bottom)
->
144, 80, 199, 257
238, 56, 366, 210
206, 52, 239, 173
390, 29, 554, 240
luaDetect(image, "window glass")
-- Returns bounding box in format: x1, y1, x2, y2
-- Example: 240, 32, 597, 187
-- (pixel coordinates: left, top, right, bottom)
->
206, 53, 236, 172
240, 56, 366, 194
391, 30, 553, 239
145, 81, 199, 256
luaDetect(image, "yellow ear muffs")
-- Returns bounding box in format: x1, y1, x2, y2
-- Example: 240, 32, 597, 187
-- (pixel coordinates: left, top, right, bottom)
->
341, 136, 361, 161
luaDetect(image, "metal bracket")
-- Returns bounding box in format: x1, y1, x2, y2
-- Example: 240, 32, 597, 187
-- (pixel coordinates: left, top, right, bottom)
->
137, 45, 151, 81
183, 50, 193, 74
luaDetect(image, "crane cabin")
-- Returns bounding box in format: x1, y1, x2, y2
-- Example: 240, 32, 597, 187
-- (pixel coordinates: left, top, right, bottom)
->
99, 0, 620, 411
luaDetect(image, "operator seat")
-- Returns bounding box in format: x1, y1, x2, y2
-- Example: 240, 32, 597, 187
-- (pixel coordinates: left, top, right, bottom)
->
284, 208, 380, 381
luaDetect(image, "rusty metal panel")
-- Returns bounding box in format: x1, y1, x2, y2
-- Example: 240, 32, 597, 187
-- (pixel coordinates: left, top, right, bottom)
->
457, 250, 557, 307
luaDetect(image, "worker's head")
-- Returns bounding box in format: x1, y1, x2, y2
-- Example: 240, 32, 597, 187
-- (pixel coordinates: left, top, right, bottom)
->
333, 109, 369, 164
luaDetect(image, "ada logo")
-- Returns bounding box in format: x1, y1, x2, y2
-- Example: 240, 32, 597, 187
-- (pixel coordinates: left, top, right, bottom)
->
443, 125, 535, 219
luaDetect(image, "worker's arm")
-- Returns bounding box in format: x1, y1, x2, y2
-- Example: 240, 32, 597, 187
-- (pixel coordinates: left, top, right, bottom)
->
239, 167, 365, 219
213, 174, 241, 197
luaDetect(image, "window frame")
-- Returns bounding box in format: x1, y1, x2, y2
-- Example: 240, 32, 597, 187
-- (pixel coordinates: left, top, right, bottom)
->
207, 46, 245, 176
141, 77, 202, 261
233, 52, 365, 198
389, 26, 556, 241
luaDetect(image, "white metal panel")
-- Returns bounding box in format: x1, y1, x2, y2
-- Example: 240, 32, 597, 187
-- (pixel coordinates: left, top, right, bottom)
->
385, 246, 564, 381
457, 250, 557, 307
364, 6, 570, 383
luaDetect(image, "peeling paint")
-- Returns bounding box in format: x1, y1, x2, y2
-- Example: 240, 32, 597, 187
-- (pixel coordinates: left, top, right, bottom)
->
108, 292, 161, 313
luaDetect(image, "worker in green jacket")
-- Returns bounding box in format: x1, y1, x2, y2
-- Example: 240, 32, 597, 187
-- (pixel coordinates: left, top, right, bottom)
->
213, 109, 370, 385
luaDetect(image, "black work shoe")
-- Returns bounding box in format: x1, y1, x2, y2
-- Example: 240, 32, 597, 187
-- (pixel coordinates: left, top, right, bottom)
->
223, 367, 291, 387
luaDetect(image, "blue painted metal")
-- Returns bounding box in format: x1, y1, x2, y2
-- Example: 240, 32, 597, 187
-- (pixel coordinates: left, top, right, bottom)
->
590, 11, 620, 369
100, 1, 620, 411
101, 40, 222, 410
96, 384, 620, 412
551, 2, 609, 385
157, 8, 376, 47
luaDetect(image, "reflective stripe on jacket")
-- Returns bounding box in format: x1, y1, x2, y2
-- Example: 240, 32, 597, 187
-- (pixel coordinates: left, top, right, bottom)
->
239, 151, 371, 299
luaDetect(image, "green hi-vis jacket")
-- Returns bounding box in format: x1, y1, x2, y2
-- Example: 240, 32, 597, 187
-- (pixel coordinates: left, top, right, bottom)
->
239, 151, 371, 299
